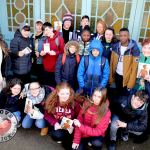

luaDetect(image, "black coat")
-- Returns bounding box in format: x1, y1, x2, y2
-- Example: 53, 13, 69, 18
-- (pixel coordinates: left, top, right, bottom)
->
111, 94, 148, 132
10, 30, 32, 75
0, 91, 20, 112
55, 54, 78, 90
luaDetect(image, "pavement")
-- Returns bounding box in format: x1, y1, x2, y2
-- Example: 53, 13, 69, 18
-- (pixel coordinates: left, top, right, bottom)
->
1, 127, 150, 150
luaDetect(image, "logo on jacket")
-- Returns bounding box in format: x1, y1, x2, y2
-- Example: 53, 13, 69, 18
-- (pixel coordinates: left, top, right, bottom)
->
0, 109, 17, 142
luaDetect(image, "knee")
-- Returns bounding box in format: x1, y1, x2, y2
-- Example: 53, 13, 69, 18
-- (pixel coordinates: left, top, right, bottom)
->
91, 139, 103, 147
35, 119, 46, 128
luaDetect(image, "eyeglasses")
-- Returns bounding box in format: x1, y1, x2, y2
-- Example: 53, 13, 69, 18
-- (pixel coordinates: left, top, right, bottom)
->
30, 87, 41, 91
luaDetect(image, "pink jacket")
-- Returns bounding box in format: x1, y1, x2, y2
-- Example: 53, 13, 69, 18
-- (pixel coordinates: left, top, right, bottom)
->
73, 101, 111, 144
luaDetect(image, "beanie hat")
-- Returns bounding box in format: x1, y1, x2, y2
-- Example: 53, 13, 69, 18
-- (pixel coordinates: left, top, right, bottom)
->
63, 13, 73, 23
64, 40, 80, 54
19, 22, 30, 31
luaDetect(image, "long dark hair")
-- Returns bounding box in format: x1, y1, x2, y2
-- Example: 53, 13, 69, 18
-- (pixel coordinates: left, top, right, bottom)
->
82, 88, 109, 125
0, 33, 9, 57
2, 78, 22, 95
102, 27, 118, 43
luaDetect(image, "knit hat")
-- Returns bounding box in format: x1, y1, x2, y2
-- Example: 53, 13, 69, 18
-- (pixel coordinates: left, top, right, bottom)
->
64, 40, 80, 54
19, 22, 30, 31
62, 12, 73, 23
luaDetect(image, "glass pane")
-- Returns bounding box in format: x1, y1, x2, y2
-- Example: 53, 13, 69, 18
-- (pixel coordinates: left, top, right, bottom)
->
91, 0, 97, 16
30, 5, 33, 18
139, 38, 144, 43
45, 0, 49, 13
51, 15, 58, 26
98, 1, 110, 17
12, 4, 18, 16
90, 17, 96, 33
8, 19, 12, 26
64, 0, 75, 14
113, 19, 122, 34
148, 16, 150, 28
45, 14, 51, 22
76, 16, 81, 30
112, 2, 125, 18
140, 29, 145, 37
56, 5, 68, 20
123, 20, 129, 28
13, 19, 18, 26
7, 4, 11, 17
146, 29, 150, 37
77, 0, 82, 14
125, 3, 131, 18
51, 0, 61, 13
22, 5, 28, 18
141, 12, 148, 28
104, 8, 117, 26
144, 2, 150, 11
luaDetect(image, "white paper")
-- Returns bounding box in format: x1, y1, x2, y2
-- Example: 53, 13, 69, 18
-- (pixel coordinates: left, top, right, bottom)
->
44, 43, 50, 53
24, 98, 33, 114
23, 47, 32, 55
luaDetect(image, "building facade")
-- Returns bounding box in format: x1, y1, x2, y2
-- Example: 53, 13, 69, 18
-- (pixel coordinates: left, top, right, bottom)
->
0, 0, 150, 45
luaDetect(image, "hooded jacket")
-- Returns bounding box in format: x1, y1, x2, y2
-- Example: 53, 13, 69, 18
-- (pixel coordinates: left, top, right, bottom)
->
109, 40, 140, 89
42, 31, 64, 72
55, 41, 80, 90
77, 40, 110, 95
10, 29, 32, 75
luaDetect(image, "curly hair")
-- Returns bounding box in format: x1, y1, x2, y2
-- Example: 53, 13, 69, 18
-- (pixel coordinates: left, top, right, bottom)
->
45, 82, 75, 114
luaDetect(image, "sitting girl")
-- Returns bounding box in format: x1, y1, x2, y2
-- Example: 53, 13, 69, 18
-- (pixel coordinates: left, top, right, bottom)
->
72, 88, 111, 150
21, 81, 52, 135
44, 82, 80, 149
0, 78, 22, 125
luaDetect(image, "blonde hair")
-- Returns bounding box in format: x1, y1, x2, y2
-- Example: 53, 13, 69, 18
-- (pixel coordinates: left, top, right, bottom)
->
96, 20, 107, 34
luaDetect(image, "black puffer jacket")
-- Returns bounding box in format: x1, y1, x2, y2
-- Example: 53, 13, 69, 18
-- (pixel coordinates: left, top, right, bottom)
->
10, 29, 32, 75
0, 91, 20, 112
55, 53, 79, 90
111, 94, 148, 132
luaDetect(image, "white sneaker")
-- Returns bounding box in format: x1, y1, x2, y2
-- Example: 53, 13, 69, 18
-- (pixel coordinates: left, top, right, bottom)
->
88, 142, 92, 146
57, 141, 62, 144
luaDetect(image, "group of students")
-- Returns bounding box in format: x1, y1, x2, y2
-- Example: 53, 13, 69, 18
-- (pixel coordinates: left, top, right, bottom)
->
0, 12, 150, 150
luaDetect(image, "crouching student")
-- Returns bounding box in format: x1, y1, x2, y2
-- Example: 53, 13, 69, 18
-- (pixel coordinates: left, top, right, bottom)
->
55, 40, 80, 90
21, 81, 52, 135
72, 88, 111, 150
44, 82, 80, 149
108, 90, 149, 150
0, 78, 22, 126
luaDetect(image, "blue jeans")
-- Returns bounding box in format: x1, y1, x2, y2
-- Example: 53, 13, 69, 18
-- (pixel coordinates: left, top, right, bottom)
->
73, 136, 103, 150
110, 114, 143, 141
22, 114, 46, 128
13, 111, 21, 122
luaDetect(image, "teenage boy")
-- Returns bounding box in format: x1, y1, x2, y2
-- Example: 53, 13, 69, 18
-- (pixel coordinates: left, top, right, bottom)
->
40, 22, 64, 87
109, 28, 140, 96
108, 90, 149, 150
73, 15, 90, 41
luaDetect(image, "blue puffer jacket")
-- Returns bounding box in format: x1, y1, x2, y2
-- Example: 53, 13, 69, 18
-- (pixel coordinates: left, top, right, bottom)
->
77, 40, 110, 95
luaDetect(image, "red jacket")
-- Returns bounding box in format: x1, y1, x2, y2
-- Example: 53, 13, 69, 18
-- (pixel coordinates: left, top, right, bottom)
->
73, 101, 111, 144
42, 31, 64, 72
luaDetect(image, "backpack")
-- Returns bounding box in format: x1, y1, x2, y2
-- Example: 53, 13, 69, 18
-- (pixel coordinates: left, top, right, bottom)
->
84, 55, 106, 73
61, 53, 80, 65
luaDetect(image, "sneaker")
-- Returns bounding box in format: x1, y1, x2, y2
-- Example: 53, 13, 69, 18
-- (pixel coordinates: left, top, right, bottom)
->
121, 132, 129, 142
108, 140, 116, 150
40, 127, 48, 136
57, 141, 62, 144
